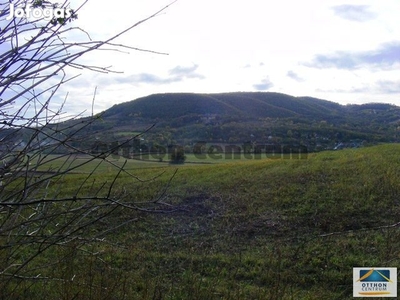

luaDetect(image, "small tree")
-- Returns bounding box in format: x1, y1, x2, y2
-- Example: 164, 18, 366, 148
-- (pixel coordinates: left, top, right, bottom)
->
170, 146, 186, 164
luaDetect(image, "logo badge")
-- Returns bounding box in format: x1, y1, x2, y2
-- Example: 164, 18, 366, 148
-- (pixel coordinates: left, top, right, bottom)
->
353, 268, 397, 297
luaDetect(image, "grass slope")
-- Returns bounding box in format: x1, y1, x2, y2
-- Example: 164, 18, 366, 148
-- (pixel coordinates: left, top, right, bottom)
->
3, 144, 400, 299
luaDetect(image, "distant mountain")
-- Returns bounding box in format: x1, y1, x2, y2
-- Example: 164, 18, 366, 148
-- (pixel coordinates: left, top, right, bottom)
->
102, 92, 344, 122
89, 92, 399, 151
7, 92, 400, 153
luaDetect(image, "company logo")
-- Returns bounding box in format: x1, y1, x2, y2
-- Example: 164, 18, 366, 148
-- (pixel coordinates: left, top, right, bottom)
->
353, 268, 397, 297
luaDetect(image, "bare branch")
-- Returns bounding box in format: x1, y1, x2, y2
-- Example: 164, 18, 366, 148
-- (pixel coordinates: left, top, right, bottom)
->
0, 0, 179, 293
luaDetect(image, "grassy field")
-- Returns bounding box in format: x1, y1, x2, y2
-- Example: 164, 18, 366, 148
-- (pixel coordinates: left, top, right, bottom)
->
34, 151, 300, 174
2, 144, 400, 299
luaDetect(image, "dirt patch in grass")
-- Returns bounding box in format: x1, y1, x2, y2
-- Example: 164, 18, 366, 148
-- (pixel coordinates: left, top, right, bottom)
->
176, 193, 217, 217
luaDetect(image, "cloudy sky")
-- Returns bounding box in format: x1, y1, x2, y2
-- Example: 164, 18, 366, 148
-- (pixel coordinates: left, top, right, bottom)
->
28, 0, 400, 115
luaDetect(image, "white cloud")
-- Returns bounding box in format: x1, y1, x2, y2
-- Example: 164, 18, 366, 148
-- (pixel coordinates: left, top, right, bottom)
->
253, 78, 274, 91
7, 0, 398, 116
287, 71, 304, 82
305, 42, 400, 70
332, 5, 377, 22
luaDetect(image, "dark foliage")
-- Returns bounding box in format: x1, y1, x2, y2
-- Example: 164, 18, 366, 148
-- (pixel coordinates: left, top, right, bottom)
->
9, 92, 400, 153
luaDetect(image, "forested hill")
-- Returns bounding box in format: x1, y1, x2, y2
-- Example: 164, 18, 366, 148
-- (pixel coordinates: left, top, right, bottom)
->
91, 92, 400, 151
103, 92, 344, 121
8, 92, 398, 153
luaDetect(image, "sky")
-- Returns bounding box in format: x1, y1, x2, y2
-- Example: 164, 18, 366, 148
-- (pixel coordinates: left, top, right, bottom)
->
6, 0, 400, 116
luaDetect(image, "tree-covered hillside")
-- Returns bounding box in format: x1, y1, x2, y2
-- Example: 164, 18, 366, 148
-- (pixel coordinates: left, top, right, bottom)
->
5, 92, 400, 154
90, 92, 400, 151
103, 92, 344, 121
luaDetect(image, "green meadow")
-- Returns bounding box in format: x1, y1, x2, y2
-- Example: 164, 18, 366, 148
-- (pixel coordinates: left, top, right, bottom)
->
2, 144, 400, 299
34, 151, 300, 173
